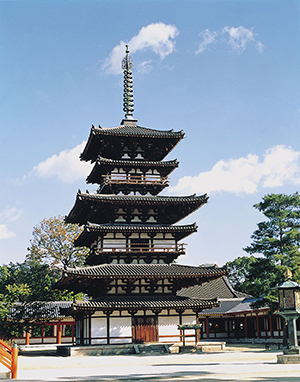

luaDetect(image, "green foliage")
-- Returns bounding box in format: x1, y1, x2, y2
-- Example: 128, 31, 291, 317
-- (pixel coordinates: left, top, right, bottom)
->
227, 193, 300, 310
26, 215, 89, 268
0, 260, 84, 340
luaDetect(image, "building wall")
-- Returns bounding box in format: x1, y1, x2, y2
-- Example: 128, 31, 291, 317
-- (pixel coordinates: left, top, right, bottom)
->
78, 309, 198, 344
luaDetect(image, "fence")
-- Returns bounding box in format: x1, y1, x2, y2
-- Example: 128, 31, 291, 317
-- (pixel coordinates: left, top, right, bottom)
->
0, 340, 18, 379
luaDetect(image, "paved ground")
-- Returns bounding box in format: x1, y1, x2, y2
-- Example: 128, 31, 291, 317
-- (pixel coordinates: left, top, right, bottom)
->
11, 344, 300, 381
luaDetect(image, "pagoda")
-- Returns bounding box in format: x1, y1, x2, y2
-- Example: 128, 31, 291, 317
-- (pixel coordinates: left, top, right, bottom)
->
55, 46, 227, 345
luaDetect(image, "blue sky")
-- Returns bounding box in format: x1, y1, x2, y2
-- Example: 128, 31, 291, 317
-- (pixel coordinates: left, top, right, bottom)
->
0, 0, 299, 267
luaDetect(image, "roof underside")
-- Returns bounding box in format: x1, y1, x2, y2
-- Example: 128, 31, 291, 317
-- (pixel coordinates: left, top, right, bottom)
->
87, 157, 179, 184
80, 125, 185, 163
74, 222, 198, 247
65, 192, 208, 225
70, 295, 219, 312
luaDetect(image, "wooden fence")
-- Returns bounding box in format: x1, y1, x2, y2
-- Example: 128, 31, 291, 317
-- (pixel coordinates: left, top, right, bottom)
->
0, 340, 18, 379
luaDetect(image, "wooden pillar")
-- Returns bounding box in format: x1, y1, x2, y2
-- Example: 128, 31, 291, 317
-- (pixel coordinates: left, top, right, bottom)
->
256, 314, 260, 338
89, 316, 92, 345
105, 312, 111, 345
41, 324, 44, 344
269, 315, 273, 338
244, 315, 248, 338
205, 317, 209, 340
57, 321, 62, 344
25, 332, 30, 346
11, 343, 18, 379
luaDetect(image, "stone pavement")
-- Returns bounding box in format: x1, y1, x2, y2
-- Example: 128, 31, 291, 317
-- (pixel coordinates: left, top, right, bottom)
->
12, 345, 300, 381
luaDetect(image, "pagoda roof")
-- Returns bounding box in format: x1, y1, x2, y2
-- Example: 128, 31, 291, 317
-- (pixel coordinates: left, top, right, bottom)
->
65, 191, 208, 225
178, 276, 249, 300
56, 263, 227, 283
80, 124, 184, 163
75, 222, 197, 247
54, 264, 227, 296
69, 295, 219, 313
87, 157, 179, 184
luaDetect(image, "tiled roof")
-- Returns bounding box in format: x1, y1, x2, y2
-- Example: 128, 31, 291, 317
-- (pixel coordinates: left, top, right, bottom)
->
177, 276, 249, 300
90, 124, 185, 139
76, 191, 207, 205
75, 222, 197, 246
72, 295, 219, 311
62, 263, 227, 279
65, 192, 208, 225
10, 301, 73, 319
226, 297, 268, 314
95, 157, 179, 168
198, 299, 245, 316
87, 157, 179, 183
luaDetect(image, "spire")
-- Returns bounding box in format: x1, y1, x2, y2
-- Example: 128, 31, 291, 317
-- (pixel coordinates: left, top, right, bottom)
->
122, 45, 134, 120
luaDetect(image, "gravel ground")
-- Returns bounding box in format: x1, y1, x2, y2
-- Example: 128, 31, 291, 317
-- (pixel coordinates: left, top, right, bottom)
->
11, 344, 300, 381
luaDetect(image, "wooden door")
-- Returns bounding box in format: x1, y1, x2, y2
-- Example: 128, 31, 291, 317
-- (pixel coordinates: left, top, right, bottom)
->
132, 316, 157, 343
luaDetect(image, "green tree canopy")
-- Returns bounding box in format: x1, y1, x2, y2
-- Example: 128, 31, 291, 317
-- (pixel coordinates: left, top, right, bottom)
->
0, 260, 84, 339
26, 215, 89, 268
227, 193, 300, 309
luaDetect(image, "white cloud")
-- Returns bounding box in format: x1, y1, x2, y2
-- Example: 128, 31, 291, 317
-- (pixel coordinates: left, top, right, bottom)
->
196, 26, 264, 55
0, 225, 15, 239
102, 23, 179, 75
32, 141, 92, 183
0, 206, 23, 223
170, 145, 300, 196
195, 29, 218, 55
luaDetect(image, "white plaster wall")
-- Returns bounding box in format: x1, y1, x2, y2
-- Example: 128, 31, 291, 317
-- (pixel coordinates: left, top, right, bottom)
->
91, 317, 107, 345
158, 315, 180, 343
109, 316, 132, 344
182, 314, 197, 343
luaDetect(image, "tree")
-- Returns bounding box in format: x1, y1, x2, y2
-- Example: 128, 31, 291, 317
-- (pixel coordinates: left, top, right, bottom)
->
26, 215, 89, 268
0, 260, 84, 340
227, 193, 300, 309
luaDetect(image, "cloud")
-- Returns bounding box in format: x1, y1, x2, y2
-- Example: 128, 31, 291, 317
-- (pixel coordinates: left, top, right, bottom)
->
32, 141, 92, 183
0, 207, 23, 223
170, 145, 300, 196
0, 225, 15, 240
0, 206, 22, 240
102, 23, 179, 74
195, 29, 218, 55
196, 26, 264, 55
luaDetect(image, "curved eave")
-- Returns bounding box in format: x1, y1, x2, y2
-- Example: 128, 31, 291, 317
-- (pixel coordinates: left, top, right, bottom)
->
65, 192, 209, 225
68, 296, 219, 313
86, 158, 179, 183
80, 125, 184, 163
74, 222, 198, 247
57, 264, 227, 281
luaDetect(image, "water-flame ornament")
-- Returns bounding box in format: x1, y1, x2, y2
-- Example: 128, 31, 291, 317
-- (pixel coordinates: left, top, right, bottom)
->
122, 45, 134, 119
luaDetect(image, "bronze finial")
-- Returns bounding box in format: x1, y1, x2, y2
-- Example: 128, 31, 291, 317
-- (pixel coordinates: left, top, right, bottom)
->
122, 45, 134, 119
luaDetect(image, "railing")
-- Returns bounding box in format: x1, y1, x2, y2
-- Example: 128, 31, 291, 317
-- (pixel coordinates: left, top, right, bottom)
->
99, 243, 186, 253
103, 174, 169, 186
0, 340, 18, 379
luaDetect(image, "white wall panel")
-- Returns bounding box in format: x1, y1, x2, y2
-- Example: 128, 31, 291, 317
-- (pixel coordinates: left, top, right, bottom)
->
158, 315, 180, 342
109, 316, 132, 344
91, 317, 107, 345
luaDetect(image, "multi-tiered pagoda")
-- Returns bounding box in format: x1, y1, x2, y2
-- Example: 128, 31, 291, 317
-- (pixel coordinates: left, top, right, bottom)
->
55, 46, 227, 345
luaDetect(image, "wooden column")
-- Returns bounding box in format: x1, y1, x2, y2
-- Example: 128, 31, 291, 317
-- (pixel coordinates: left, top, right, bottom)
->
104, 311, 112, 345
256, 314, 260, 338
205, 317, 209, 340
25, 332, 30, 346
269, 315, 273, 338
57, 321, 62, 344
244, 315, 248, 338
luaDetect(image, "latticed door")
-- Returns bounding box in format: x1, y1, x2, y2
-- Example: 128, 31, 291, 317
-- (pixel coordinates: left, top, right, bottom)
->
132, 316, 158, 343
